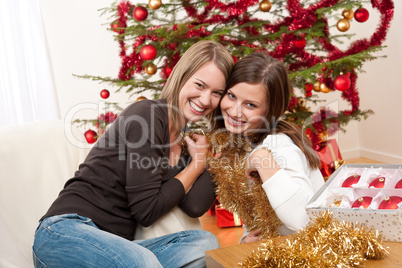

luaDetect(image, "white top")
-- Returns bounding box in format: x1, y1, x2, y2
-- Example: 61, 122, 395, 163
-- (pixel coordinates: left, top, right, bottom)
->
241, 133, 325, 240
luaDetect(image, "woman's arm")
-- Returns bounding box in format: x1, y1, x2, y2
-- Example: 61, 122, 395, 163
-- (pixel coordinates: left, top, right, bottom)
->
123, 101, 216, 226
245, 134, 317, 231
176, 134, 217, 217
178, 169, 216, 218
122, 101, 187, 227
246, 147, 280, 183
175, 134, 208, 193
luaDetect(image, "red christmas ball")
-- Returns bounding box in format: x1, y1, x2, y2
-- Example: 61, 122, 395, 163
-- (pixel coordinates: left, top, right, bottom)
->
305, 83, 313, 92
133, 6, 148, 21
100, 89, 110, 99
369, 176, 386, 188
111, 23, 118, 32
334, 74, 351, 91
140, 44, 157, 60
354, 8, 369, 23
163, 65, 172, 77
294, 38, 306, 49
395, 179, 402, 189
342, 174, 361, 187
84, 129, 98, 144
351, 196, 373, 209
378, 196, 402, 210
110, 20, 122, 33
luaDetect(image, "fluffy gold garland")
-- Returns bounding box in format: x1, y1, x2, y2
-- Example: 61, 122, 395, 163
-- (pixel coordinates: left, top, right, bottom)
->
202, 130, 282, 239
184, 131, 388, 266
239, 211, 389, 267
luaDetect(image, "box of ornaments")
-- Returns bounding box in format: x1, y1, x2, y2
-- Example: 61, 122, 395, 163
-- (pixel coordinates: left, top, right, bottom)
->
306, 163, 402, 242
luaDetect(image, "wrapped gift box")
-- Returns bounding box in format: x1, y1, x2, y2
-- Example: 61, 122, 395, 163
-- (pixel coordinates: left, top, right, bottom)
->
306, 163, 402, 242
316, 139, 343, 179
215, 205, 243, 228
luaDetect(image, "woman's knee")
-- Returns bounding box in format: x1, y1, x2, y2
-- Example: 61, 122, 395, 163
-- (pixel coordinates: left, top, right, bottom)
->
188, 230, 219, 251
121, 248, 162, 268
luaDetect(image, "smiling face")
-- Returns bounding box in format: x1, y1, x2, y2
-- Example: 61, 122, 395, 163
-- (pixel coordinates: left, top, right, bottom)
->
178, 62, 226, 124
220, 82, 268, 135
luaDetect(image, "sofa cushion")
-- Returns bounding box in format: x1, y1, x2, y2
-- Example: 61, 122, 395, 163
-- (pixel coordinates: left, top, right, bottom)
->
0, 120, 89, 267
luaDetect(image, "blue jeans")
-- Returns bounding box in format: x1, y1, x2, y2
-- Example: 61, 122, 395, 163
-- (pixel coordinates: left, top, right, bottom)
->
32, 214, 219, 267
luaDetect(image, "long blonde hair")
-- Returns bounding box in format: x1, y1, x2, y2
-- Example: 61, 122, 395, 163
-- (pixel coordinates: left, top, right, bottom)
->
160, 40, 234, 132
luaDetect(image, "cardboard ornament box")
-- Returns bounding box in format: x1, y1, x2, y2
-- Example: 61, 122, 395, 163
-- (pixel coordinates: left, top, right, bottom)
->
306, 164, 402, 242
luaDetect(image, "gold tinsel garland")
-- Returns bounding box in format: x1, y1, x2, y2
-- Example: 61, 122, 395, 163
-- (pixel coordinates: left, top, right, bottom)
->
187, 130, 282, 239
184, 131, 388, 266
239, 211, 389, 267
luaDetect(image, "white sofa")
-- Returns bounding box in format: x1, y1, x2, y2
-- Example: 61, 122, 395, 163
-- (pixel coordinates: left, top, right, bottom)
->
0, 120, 89, 267
0, 120, 201, 267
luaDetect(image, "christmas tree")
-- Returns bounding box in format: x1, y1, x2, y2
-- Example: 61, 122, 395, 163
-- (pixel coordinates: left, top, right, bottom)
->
76, 0, 394, 150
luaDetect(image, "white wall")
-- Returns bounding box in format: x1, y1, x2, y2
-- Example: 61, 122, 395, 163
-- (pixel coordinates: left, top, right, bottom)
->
38, 0, 402, 163
356, 0, 402, 163
337, 1, 402, 163
39, 0, 131, 122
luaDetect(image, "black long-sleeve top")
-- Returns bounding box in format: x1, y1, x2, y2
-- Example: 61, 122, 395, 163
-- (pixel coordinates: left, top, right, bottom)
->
41, 98, 216, 240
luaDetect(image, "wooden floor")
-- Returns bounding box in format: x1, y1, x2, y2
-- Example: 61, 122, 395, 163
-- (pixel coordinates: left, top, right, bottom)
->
199, 157, 385, 248
200, 212, 244, 248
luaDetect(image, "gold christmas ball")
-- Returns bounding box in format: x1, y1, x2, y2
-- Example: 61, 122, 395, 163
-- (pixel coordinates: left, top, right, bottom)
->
313, 81, 321, 92
319, 82, 331, 93
337, 18, 350, 32
145, 63, 157, 75
136, 96, 147, 101
149, 0, 162, 10
342, 9, 354, 20
259, 0, 272, 12
318, 130, 328, 143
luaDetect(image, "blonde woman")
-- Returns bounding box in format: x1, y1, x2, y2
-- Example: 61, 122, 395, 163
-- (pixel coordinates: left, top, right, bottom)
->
33, 40, 234, 268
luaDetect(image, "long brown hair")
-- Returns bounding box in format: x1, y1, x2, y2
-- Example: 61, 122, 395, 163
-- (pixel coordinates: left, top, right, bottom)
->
160, 40, 234, 132
219, 52, 320, 169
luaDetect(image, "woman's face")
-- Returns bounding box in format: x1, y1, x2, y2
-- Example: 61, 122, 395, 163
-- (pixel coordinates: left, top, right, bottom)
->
220, 82, 268, 135
179, 62, 226, 123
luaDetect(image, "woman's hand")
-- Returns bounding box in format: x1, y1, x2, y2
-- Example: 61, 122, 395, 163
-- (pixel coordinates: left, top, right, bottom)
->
240, 229, 261, 244
184, 134, 208, 171
175, 134, 209, 193
245, 148, 280, 183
